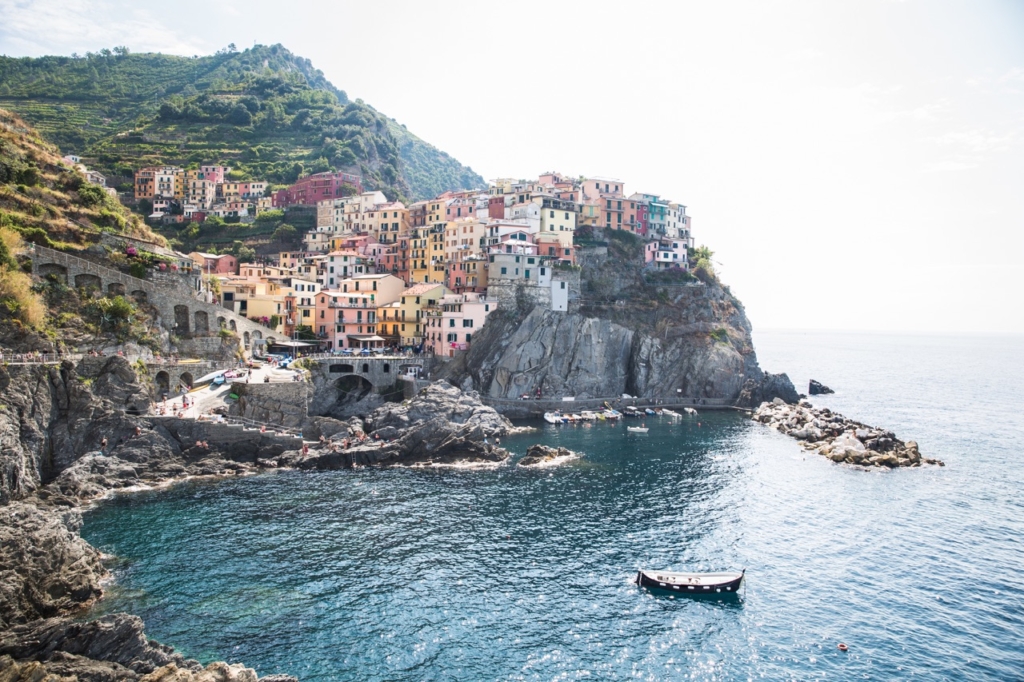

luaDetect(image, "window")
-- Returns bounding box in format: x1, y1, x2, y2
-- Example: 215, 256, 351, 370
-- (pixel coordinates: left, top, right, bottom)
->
500, 267, 507, 275
463, 319, 473, 327
525, 269, 530, 279
449, 319, 455, 327
465, 333, 472, 343
550, 210, 554, 218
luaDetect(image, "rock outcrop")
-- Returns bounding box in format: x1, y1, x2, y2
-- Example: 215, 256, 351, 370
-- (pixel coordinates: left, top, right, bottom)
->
518, 445, 580, 467
0, 502, 105, 629
808, 379, 834, 395
282, 382, 515, 468
0, 614, 277, 681
753, 399, 944, 468
437, 248, 796, 407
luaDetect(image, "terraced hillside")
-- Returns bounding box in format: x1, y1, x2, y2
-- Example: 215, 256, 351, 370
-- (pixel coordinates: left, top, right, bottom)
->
0, 45, 483, 200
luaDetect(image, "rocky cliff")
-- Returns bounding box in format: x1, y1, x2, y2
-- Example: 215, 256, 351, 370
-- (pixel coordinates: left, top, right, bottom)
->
440, 240, 796, 406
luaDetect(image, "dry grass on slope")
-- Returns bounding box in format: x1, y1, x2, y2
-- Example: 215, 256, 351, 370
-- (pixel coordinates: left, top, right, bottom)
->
0, 108, 165, 249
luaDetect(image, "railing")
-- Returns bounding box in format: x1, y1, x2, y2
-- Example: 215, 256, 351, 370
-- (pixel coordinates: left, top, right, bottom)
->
0, 351, 82, 364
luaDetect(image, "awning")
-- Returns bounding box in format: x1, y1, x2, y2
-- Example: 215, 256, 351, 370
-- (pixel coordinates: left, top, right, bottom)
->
271, 340, 316, 347
348, 335, 386, 342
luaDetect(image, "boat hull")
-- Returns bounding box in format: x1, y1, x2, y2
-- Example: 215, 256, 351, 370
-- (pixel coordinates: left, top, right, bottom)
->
636, 569, 744, 595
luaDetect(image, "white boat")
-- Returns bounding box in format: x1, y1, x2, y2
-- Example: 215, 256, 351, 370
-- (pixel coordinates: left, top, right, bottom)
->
543, 411, 564, 424
627, 426, 649, 433
636, 569, 744, 594
684, 407, 699, 416
662, 409, 681, 418
580, 411, 598, 420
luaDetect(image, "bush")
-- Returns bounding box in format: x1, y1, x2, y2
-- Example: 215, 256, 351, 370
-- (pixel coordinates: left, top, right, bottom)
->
0, 266, 46, 327
129, 262, 147, 278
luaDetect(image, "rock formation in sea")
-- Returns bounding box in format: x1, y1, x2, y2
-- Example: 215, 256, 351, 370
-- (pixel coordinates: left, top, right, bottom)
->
808, 379, 835, 395
753, 398, 943, 468
517, 444, 580, 467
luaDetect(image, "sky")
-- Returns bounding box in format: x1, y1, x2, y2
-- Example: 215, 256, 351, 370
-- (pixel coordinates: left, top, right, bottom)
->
1, 0, 1022, 334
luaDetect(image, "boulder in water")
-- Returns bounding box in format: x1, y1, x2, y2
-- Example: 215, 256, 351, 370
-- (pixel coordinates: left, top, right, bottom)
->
808, 380, 834, 395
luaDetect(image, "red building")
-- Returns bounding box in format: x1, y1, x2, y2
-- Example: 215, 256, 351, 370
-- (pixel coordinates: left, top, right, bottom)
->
272, 172, 363, 207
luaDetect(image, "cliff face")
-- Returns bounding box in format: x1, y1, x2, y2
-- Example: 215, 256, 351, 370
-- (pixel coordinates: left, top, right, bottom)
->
441, 242, 795, 406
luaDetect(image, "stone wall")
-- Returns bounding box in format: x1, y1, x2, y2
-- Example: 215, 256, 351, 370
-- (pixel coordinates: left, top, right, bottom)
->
30, 245, 274, 353
147, 416, 304, 454
228, 382, 309, 428
486, 271, 580, 313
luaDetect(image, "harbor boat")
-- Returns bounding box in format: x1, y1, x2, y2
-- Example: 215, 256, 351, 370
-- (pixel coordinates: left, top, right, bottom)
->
543, 411, 565, 424
603, 409, 622, 420
211, 374, 226, 386
624, 406, 642, 417
662, 409, 681, 418
635, 569, 744, 594
627, 426, 649, 433
580, 411, 598, 420
684, 407, 699, 416
645, 408, 657, 415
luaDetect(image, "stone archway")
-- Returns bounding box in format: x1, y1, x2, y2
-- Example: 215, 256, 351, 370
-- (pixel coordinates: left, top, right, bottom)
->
253, 330, 262, 340
155, 371, 170, 396
38, 263, 67, 282
131, 290, 147, 303
74, 273, 102, 291
334, 374, 373, 407
174, 305, 190, 334
243, 331, 250, 348
217, 316, 226, 329
194, 310, 209, 334
107, 282, 126, 296
179, 372, 194, 391
229, 319, 237, 332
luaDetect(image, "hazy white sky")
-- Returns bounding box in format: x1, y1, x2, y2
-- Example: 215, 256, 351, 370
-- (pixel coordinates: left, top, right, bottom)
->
2, 0, 1022, 334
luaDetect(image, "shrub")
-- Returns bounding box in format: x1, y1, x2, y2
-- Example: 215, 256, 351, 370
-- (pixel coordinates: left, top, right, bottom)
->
129, 262, 147, 278
0, 266, 46, 327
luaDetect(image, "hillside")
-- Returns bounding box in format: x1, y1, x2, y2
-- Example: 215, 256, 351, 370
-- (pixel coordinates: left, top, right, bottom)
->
0, 45, 484, 200
0, 109, 169, 350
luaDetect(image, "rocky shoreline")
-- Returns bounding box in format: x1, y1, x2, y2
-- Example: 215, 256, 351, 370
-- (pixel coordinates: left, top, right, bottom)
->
0, 359, 527, 680
753, 399, 944, 468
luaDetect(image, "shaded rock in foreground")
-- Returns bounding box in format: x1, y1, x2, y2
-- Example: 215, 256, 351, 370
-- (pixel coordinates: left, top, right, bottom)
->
753, 399, 944, 468
0, 503, 105, 629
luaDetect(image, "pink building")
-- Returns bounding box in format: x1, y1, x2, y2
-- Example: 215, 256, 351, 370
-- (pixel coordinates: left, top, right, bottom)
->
189, 252, 238, 275
273, 172, 364, 207
424, 293, 497, 357
314, 291, 380, 350
199, 165, 230, 184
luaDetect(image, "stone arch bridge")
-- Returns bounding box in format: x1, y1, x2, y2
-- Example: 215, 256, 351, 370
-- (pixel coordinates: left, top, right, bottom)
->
31, 245, 275, 351
306, 356, 438, 413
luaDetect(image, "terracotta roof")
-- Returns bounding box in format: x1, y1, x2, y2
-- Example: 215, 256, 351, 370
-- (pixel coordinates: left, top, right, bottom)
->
402, 283, 445, 296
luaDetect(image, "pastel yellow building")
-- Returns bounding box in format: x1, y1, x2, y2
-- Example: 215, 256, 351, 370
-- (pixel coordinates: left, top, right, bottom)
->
397, 282, 451, 346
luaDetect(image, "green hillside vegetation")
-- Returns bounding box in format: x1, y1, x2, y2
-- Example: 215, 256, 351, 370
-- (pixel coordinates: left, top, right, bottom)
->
0, 44, 484, 200
0, 109, 165, 348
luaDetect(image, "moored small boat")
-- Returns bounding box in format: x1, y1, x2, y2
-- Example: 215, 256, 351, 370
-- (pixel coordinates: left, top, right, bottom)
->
636, 569, 744, 594
543, 411, 564, 424
645, 408, 656, 415
627, 426, 649, 433
662, 409, 681, 418
684, 407, 698, 416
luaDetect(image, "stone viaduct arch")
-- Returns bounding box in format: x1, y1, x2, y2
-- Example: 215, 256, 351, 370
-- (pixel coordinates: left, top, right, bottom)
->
30, 245, 275, 352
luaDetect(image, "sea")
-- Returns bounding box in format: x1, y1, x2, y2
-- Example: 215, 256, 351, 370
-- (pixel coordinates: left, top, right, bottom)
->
81, 331, 1024, 681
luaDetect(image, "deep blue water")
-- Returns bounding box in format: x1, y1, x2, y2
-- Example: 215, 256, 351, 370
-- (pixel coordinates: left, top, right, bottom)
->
82, 331, 1024, 680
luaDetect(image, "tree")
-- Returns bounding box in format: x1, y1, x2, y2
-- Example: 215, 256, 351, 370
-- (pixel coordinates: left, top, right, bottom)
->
273, 224, 297, 242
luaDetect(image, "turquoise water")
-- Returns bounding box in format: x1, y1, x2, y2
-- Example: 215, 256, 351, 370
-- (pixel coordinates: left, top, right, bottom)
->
82, 332, 1024, 680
